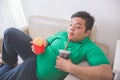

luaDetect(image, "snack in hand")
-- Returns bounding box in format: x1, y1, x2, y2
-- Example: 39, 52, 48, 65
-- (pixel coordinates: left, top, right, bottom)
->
32, 37, 45, 54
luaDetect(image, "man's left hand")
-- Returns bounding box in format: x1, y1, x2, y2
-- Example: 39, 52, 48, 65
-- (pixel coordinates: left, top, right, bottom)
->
55, 56, 73, 72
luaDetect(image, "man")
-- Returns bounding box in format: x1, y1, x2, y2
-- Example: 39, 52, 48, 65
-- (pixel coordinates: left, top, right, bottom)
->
0, 11, 113, 80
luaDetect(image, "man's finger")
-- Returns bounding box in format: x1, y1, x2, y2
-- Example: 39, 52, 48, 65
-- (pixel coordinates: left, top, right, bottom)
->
30, 41, 33, 44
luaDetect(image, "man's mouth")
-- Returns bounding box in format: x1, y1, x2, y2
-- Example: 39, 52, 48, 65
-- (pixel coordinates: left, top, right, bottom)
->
69, 32, 74, 36
68, 31, 74, 36
67, 29, 74, 38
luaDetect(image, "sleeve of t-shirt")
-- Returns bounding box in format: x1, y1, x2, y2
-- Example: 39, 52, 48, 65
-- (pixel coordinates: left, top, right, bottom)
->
86, 45, 110, 66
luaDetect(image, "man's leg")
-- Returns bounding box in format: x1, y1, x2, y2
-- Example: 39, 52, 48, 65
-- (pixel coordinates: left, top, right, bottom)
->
2, 27, 34, 65
0, 28, 34, 75
0, 55, 38, 80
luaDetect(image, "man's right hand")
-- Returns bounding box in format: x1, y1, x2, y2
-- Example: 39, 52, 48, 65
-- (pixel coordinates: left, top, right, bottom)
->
30, 37, 48, 54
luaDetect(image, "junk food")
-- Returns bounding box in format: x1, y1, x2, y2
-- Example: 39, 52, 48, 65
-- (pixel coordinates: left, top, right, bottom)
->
32, 37, 45, 54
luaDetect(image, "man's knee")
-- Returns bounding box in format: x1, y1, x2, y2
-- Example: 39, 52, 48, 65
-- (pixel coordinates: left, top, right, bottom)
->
4, 28, 17, 36
4, 28, 19, 39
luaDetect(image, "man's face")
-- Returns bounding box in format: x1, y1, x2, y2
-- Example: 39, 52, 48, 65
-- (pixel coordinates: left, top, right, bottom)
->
67, 17, 90, 42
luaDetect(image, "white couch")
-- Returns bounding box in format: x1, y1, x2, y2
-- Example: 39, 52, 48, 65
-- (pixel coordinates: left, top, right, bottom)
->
0, 16, 109, 80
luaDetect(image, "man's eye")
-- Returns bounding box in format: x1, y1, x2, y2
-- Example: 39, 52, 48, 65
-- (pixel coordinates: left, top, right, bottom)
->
75, 25, 81, 29
76, 27, 80, 29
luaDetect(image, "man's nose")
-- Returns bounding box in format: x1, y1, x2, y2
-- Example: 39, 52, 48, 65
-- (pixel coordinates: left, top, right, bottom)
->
70, 26, 75, 31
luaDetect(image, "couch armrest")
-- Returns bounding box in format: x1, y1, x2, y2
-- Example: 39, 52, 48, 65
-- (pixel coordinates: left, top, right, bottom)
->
95, 42, 109, 56
113, 71, 120, 80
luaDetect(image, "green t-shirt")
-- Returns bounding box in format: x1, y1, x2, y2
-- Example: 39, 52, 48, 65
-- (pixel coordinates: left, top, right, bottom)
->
36, 31, 110, 80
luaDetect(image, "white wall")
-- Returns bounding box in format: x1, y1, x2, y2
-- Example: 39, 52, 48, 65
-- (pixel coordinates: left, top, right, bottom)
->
20, 0, 120, 65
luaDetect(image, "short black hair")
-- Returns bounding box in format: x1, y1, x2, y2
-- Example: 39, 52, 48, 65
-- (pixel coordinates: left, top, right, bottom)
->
71, 11, 95, 31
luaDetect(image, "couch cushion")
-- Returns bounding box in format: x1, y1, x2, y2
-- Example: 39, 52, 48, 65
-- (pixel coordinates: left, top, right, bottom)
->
28, 16, 68, 39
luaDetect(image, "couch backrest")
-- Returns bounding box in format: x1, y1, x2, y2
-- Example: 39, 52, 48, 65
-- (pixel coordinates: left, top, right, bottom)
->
28, 16, 96, 42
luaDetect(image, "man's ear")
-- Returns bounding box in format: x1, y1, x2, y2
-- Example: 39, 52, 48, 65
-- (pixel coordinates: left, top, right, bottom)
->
85, 30, 91, 36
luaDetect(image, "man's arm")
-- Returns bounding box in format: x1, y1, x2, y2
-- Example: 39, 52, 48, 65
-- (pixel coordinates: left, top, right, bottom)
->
56, 56, 113, 80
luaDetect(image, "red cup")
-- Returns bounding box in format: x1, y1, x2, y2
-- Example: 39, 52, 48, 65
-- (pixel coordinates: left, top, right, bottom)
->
33, 43, 45, 55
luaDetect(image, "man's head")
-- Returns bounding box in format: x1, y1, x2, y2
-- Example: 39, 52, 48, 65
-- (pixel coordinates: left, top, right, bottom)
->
67, 11, 95, 42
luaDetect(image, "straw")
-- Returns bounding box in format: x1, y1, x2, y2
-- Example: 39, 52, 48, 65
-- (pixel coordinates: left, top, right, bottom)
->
64, 40, 69, 50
